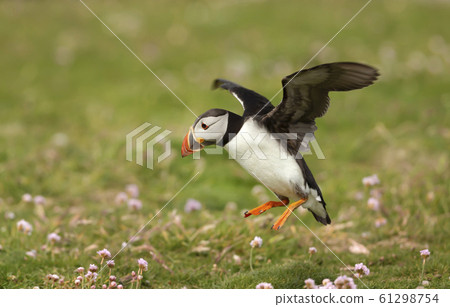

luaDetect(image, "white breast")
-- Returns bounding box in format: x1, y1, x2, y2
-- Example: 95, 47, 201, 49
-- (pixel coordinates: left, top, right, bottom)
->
224, 119, 307, 199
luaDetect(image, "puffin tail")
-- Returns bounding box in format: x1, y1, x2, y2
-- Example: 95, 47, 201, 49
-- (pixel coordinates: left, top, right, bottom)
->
310, 206, 331, 225
304, 197, 331, 225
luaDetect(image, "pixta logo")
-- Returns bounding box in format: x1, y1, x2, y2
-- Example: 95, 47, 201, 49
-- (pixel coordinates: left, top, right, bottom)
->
126, 123, 172, 169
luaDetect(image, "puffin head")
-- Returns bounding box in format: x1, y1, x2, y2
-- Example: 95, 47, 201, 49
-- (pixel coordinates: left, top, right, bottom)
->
181, 108, 242, 157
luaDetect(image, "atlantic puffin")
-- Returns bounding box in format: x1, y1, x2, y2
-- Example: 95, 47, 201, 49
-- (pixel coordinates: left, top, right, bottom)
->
181, 62, 379, 230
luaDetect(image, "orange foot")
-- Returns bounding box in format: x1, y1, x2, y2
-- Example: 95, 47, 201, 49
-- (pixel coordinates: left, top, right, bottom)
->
271, 197, 308, 230
244, 199, 288, 218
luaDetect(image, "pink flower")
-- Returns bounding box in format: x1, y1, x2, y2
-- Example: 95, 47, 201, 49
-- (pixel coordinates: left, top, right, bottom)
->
109, 275, 116, 282
304, 278, 317, 289
114, 192, 128, 205
4, 211, 15, 220
250, 236, 263, 248
17, 219, 33, 235
184, 198, 202, 213
47, 233, 61, 243
22, 193, 33, 203
354, 263, 370, 277
33, 195, 46, 205
320, 282, 336, 289
367, 197, 380, 211
74, 279, 81, 286
89, 264, 98, 272
107, 260, 115, 268
319, 279, 336, 289
334, 275, 357, 289
127, 198, 142, 211
117, 284, 123, 289
125, 184, 139, 198
85, 271, 98, 281
308, 247, 317, 255
362, 174, 380, 187
375, 217, 387, 228
102, 284, 107, 289
137, 258, 148, 271
97, 248, 112, 259
75, 267, 84, 274
420, 249, 430, 259
110, 281, 117, 288
319, 278, 336, 289
26, 250, 37, 258
256, 282, 273, 289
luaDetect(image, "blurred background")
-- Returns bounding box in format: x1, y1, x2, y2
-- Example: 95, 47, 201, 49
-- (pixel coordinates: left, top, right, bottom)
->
1, 0, 448, 204
0, 0, 448, 288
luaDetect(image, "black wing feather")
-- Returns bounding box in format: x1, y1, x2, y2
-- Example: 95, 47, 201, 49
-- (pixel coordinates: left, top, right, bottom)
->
262, 62, 379, 153
212, 78, 275, 117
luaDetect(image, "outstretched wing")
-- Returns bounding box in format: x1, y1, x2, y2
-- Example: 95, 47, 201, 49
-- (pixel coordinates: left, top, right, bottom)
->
212, 78, 275, 117
262, 62, 379, 154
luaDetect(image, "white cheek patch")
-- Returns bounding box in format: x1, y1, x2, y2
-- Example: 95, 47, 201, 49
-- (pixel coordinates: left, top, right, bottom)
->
194, 114, 229, 143
196, 131, 223, 141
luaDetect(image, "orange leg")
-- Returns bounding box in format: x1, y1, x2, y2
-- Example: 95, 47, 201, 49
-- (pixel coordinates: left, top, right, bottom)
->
244, 199, 289, 218
271, 197, 308, 230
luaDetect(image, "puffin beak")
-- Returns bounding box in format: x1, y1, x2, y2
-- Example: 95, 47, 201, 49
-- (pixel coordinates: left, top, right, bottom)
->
181, 127, 204, 157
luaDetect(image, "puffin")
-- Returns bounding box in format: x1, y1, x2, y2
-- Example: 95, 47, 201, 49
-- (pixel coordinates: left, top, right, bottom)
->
181, 62, 379, 230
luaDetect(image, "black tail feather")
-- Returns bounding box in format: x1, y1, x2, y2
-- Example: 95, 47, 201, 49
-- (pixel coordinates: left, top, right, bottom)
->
309, 207, 331, 225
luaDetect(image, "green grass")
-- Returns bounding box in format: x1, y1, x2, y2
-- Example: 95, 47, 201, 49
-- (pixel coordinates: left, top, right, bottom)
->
0, 0, 449, 289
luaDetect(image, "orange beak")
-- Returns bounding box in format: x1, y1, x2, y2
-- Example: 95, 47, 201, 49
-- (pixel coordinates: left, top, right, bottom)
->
181, 128, 204, 157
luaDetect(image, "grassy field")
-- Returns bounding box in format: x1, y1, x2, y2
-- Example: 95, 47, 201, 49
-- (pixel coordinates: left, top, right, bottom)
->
0, 0, 449, 289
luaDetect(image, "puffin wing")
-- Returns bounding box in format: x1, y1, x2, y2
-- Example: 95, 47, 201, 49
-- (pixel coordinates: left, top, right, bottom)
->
262, 62, 379, 153
212, 78, 275, 117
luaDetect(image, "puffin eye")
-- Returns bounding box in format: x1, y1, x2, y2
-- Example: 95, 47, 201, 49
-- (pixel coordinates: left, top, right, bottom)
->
201, 123, 209, 130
